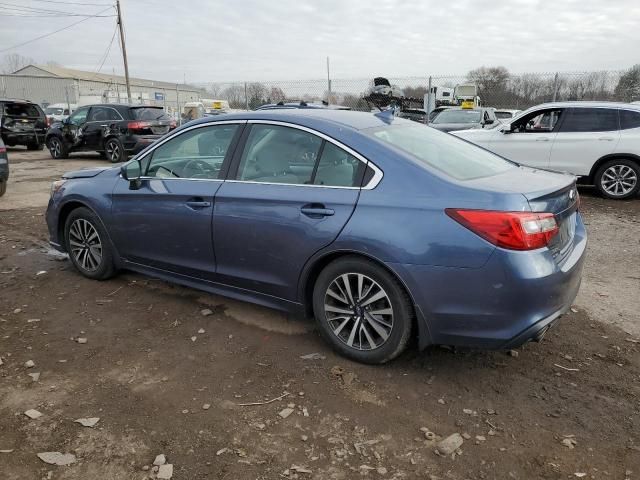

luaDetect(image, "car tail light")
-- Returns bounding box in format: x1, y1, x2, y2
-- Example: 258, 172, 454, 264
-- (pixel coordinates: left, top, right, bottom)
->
45, 116, 52, 127
127, 121, 151, 131
445, 209, 559, 251
0, 146, 6, 154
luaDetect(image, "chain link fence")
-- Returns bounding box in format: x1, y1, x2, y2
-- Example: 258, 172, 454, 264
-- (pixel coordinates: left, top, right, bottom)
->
197, 70, 640, 112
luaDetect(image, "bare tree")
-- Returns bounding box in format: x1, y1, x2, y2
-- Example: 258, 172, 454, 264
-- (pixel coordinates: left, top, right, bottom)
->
614, 65, 640, 102
2, 53, 35, 73
221, 84, 245, 109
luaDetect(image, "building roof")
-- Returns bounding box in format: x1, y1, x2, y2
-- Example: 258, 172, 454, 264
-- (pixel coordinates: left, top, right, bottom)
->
11, 65, 201, 92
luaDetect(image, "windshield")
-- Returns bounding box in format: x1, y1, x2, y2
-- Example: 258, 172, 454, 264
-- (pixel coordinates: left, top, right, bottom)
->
432, 109, 481, 124
131, 107, 171, 121
45, 107, 64, 115
369, 124, 514, 180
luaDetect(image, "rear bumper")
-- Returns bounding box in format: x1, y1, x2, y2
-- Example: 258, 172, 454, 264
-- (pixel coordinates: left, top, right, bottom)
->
389, 213, 587, 350
0, 162, 8, 181
123, 135, 163, 154
2, 131, 45, 145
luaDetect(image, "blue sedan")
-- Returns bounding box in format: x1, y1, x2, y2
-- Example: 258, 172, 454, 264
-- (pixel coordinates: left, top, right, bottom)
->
46, 110, 586, 364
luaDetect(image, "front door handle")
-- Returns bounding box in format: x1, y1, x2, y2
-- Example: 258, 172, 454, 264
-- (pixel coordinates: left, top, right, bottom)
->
185, 199, 211, 209
598, 137, 614, 141
301, 204, 335, 217
535, 137, 550, 142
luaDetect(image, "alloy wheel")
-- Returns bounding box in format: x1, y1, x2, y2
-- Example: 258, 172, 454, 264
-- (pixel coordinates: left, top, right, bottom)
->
324, 273, 394, 351
50, 138, 61, 158
600, 165, 638, 197
106, 141, 120, 162
68, 218, 103, 272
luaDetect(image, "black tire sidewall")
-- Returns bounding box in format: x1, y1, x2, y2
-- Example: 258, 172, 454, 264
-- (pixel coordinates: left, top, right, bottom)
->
105, 138, 126, 163
47, 137, 68, 159
64, 207, 115, 280
312, 256, 413, 364
595, 159, 640, 200
0, 180, 6, 197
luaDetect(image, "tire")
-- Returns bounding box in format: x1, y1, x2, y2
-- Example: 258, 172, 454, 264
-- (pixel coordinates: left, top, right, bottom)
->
312, 256, 413, 364
64, 207, 116, 280
104, 137, 126, 163
27, 141, 44, 151
47, 136, 69, 159
595, 159, 640, 200
0, 180, 6, 197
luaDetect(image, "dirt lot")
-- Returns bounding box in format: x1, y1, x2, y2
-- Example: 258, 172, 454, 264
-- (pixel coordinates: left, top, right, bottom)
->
1, 148, 639, 480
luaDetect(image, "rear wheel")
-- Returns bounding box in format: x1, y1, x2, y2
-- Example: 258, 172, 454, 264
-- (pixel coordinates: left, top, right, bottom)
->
47, 136, 69, 159
595, 159, 640, 200
312, 256, 413, 364
104, 138, 126, 163
0, 180, 6, 197
64, 207, 116, 280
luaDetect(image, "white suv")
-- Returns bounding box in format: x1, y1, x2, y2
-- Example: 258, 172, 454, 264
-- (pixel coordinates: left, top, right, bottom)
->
452, 102, 640, 199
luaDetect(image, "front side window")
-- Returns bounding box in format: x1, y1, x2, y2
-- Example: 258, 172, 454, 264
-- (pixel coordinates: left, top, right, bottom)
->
144, 124, 239, 180
68, 107, 89, 125
235, 125, 322, 184
370, 124, 514, 181
511, 109, 562, 133
560, 108, 618, 133
619, 109, 640, 130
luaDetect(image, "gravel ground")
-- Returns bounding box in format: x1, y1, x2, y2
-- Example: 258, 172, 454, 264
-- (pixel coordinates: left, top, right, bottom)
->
0, 149, 639, 480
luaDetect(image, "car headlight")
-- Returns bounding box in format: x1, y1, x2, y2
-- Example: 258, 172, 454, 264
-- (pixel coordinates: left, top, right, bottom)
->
50, 179, 67, 197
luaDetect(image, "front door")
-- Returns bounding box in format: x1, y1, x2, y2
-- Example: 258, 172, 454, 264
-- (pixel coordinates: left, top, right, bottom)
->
213, 123, 366, 301
62, 106, 90, 149
491, 108, 564, 168
110, 122, 243, 279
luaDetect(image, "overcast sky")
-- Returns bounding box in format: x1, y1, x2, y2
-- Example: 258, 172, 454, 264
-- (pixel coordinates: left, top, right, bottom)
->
1, 0, 639, 83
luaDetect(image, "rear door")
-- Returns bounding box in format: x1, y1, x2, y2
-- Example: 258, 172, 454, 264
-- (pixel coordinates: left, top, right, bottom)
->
490, 108, 564, 168
83, 106, 123, 150
213, 121, 369, 301
549, 107, 620, 176
110, 121, 243, 280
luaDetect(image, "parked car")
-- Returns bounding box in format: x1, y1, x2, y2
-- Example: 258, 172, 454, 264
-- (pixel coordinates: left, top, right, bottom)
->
428, 106, 453, 122
46, 110, 585, 364
398, 108, 427, 123
0, 98, 47, 150
452, 102, 640, 199
429, 107, 498, 132
0, 137, 8, 197
44, 103, 76, 123
45, 104, 176, 163
494, 109, 521, 120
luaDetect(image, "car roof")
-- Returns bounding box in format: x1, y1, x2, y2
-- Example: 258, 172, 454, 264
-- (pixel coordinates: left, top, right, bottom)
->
531, 101, 640, 111
185, 109, 412, 131
0, 98, 36, 103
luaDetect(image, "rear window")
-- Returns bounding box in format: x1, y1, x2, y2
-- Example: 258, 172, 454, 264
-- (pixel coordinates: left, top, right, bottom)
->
131, 107, 170, 121
620, 109, 640, 130
432, 109, 481, 124
369, 124, 514, 181
45, 107, 64, 115
3, 102, 41, 117
560, 108, 619, 132
495, 111, 513, 119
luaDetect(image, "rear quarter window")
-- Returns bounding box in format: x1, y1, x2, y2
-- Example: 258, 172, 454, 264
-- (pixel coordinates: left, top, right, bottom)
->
620, 109, 640, 130
370, 125, 514, 181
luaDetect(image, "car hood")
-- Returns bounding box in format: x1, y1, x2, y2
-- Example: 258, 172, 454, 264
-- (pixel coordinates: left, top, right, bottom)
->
430, 123, 481, 132
62, 166, 113, 179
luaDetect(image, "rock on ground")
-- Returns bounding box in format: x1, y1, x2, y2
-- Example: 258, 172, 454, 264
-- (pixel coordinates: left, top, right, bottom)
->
24, 409, 42, 419
37, 452, 76, 465
157, 464, 173, 479
153, 454, 167, 466
74, 417, 100, 427
436, 433, 464, 455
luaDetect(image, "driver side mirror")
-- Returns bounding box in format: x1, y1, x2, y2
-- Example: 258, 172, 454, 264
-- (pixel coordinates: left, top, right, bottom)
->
502, 123, 515, 134
484, 118, 495, 125
121, 160, 142, 189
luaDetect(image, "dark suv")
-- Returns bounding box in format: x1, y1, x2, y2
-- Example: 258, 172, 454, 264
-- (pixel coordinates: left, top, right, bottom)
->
46, 104, 176, 163
0, 98, 47, 151
0, 137, 8, 197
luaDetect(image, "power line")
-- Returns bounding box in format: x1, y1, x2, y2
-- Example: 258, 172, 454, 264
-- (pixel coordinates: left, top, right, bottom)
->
29, 0, 113, 5
90, 21, 118, 78
0, 5, 114, 53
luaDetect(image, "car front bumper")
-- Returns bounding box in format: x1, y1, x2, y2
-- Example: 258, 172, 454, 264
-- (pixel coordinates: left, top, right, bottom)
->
389, 213, 587, 349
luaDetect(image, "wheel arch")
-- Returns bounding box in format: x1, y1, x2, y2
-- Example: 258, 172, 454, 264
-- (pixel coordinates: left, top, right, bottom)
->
588, 153, 640, 183
298, 249, 433, 348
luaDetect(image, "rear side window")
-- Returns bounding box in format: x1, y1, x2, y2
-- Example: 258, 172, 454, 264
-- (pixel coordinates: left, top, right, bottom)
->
88, 107, 122, 122
370, 124, 514, 181
560, 108, 618, 132
313, 142, 363, 187
131, 107, 170, 121
4, 102, 41, 117
620, 109, 640, 130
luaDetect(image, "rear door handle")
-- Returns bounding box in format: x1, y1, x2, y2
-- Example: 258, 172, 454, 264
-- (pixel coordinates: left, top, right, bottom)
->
535, 137, 550, 142
598, 137, 614, 141
185, 199, 211, 209
301, 205, 335, 217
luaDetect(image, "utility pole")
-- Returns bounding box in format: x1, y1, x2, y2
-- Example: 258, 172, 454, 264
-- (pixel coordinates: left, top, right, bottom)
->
116, 0, 132, 104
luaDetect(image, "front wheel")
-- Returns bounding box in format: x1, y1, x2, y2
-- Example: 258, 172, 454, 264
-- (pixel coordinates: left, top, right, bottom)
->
104, 138, 126, 163
64, 207, 116, 280
312, 256, 413, 364
0, 179, 6, 197
47, 136, 69, 159
595, 159, 640, 200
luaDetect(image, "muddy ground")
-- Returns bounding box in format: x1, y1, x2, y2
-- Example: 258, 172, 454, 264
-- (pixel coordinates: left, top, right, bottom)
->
0, 148, 639, 480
